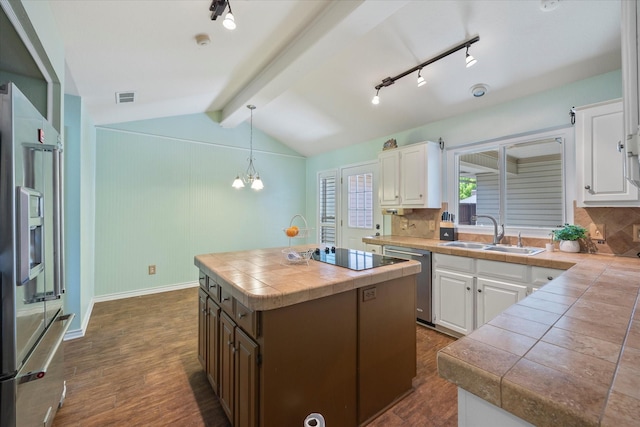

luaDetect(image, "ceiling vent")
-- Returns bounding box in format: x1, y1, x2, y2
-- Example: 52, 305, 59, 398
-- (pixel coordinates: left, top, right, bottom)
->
115, 91, 136, 104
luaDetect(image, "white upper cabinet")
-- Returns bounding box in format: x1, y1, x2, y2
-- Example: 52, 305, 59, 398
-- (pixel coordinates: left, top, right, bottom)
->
576, 99, 640, 206
622, 0, 640, 186
378, 141, 441, 208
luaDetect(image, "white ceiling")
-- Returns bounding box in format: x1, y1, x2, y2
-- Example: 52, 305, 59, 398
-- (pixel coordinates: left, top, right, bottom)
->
49, 0, 622, 157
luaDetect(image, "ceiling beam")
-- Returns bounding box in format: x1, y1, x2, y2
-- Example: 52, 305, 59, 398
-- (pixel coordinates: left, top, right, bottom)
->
219, 0, 410, 128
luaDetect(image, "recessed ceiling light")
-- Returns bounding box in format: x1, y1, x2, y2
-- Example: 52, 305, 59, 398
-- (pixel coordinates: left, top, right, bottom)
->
470, 84, 488, 98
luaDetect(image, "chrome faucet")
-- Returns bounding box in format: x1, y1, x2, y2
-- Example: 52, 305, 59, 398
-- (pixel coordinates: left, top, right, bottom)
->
517, 231, 523, 248
471, 214, 504, 245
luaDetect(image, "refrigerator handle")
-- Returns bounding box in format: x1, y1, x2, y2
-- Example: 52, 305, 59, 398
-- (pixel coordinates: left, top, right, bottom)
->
17, 187, 45, 285
52, 146, 64, 296
17, 313, 74, 384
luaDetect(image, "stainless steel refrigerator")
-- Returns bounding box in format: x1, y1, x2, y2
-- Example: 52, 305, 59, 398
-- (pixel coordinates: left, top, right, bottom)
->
0, 83, 74, 426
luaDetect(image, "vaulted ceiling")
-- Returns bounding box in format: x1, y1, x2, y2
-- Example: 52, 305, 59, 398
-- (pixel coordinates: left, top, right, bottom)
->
50, 0, 622, 156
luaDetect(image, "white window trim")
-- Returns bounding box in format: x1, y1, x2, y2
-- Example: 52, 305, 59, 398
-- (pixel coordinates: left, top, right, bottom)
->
446, 126, 575, 239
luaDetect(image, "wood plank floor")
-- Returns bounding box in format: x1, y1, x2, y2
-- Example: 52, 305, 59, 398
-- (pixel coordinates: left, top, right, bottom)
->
53, 287, 457, 427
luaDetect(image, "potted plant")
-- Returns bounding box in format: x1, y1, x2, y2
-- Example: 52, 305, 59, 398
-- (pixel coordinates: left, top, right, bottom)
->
552, 224, 587, 253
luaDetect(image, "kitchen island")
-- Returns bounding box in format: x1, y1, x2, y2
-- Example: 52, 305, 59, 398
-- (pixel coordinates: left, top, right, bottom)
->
194, 246, 421, 427
363, 235, 640, 427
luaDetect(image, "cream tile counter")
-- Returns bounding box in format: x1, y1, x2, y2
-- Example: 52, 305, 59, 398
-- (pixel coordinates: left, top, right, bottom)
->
194, 245, 420, 311
363, 235, 640, 427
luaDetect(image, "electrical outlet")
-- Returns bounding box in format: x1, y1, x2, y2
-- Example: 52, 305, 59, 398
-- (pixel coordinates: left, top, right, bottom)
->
362, 287, 376, 301
148, 265, 156, 275
589, 223, 606, 240
633, 224, 640, 242
428, 220, 436, 231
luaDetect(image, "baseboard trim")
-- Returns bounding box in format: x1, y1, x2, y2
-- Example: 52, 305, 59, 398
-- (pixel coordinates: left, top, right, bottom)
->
64, 300, 94, 341
92, 281, 199, 303
64, 281, 198, 340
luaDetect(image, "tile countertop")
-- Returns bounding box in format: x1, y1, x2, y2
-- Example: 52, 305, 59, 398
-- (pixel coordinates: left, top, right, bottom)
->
194, 245, 420, 312
363, 235, 640, 427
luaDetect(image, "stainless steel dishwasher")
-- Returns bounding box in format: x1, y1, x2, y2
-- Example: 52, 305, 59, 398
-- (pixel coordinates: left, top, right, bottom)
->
383, 246, 433, 326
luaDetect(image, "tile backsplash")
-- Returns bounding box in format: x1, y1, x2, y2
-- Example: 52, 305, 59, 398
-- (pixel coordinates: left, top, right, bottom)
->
390, 204, 640, 258
574, 205, 640, 257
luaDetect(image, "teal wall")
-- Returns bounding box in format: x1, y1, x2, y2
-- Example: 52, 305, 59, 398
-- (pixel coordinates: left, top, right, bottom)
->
64, 94, 96, 332
305, 70, 623, 235
94, 115, 306, 297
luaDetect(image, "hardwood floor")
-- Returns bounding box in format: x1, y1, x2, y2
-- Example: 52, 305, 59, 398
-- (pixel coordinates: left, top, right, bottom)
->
53, 287, 457, 427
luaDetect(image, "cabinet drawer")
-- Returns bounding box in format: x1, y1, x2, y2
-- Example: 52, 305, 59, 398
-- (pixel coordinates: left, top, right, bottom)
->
476, 259, 527, 282
219, 285, 234, 315
530, 266, 565, 285
433, 253, 474, 273
199, 271, 207, 288
207, 275, 221, 301
235, 301, 257, 338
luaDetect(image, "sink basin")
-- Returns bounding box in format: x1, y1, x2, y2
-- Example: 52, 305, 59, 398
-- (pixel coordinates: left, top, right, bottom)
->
438, 241, 545, 255
438, 241, 488, 249
483, 246, 545, 255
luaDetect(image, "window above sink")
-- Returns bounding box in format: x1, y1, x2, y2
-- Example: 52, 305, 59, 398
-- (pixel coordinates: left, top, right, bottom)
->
446, 127, 576, 238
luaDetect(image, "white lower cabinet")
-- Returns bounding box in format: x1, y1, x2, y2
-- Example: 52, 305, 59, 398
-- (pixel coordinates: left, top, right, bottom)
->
475, 277, 527, 328
433, 253, 566, 335
433, 270, 474, 335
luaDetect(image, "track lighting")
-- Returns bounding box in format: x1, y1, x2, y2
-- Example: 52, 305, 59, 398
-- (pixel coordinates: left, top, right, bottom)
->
371, 36, 479, 104
210, 0, 236, 30
223, 9, 236, 30
417, 69, 426, 87
465, 44, 477, 68
371, 89, 380, 105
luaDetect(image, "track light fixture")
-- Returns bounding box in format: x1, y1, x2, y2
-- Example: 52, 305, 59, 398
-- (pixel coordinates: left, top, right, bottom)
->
417, 69, 426, 87
371, 88, 380, 105
465, 44, 477, 68
371, 35, 479, 105
210, 0, 236, 30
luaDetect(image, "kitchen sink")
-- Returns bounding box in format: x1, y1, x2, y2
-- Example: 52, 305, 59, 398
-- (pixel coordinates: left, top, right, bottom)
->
483, 245, 545, 255
438, 241, 545, 255
438, 241, 489, 249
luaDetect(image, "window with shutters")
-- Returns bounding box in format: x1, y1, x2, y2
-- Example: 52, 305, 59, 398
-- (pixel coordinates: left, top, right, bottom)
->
347, 172, 373, 229
318, 170, 337, 245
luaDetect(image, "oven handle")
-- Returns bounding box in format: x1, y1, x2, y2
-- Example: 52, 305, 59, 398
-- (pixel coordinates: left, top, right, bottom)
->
384, 248, 427, 258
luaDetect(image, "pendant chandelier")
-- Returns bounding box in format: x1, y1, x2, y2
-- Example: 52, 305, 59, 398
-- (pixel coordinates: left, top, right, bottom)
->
232, 105, 264, 190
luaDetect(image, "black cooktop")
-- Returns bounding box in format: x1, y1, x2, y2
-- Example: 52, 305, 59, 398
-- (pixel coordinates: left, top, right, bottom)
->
311, 247, 408, 271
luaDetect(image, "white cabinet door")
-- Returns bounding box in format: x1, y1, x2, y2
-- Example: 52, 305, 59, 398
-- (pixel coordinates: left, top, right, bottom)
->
400, 144, 427, 206
364, 243, 382, 254
433, 269, 474, 335
577, 100, 639, 205
476, 277, 527, 327
378, 141, 441, 208
378, 150, 400, 206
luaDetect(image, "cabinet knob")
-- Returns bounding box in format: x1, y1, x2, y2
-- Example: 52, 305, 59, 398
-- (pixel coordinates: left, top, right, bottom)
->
618, 140, 624, 152
223, 296, 230, 302
547, 276, 553, 280
238, 312, 246, 319
584, 185, 591, 190
466, 287, 471, 291
478, 289, 482, 293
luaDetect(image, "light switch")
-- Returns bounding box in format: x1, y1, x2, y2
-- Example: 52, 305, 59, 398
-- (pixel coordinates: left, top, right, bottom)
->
589, 223, 605, 240
633, 224, 640, 242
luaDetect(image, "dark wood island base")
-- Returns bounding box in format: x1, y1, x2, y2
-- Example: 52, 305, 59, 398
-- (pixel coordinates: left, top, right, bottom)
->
195, 247, 419, 427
